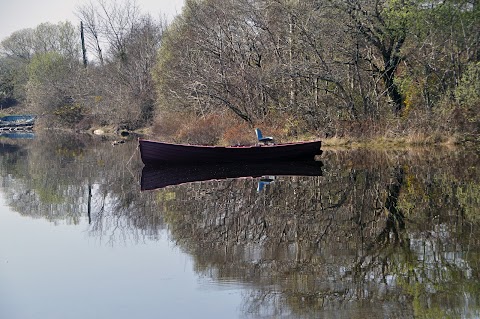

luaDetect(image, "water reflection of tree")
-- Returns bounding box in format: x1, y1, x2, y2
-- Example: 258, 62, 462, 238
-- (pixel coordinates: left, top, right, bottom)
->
159, 149, 480, 318
0, 131, 162, 243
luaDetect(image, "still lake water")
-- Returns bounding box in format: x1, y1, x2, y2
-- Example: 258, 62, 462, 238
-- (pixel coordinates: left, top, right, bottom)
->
0, 132, 479, 319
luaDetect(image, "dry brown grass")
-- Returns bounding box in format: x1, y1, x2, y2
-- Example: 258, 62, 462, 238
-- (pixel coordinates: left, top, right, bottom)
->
321, 132, 460, 150
220, 123, 255, 146
149, 110, 468, 149
152, 111, 255, 145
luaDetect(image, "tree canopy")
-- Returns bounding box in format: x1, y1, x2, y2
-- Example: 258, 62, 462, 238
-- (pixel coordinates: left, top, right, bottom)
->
0, 0, 478, 140
153, 0, 479, 141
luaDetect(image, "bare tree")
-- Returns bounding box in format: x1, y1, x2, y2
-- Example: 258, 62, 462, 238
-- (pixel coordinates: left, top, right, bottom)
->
75, 0, 141, 63
76, 2, 105, 64
327, 0, 409, 115
75, 0, 165, 128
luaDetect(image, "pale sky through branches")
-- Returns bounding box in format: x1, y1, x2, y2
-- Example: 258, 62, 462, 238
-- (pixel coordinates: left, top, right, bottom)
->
0, 0, 185, 41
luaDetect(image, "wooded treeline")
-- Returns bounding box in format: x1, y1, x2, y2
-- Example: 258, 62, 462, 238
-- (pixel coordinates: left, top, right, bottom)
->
0, 0, 479, 142
0, 0, 164, 130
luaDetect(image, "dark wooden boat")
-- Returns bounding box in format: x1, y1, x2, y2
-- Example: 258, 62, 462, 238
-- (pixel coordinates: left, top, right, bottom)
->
141, 160, 323, 190
139, 139, 322, 165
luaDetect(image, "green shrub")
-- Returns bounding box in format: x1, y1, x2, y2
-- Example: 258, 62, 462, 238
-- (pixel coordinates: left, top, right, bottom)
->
53, 103, 84, 125
455, 62, 480, 108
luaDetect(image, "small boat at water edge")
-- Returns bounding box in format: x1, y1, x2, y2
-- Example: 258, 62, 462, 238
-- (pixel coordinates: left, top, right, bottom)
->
139, 139, 322, 165
0, 115, 36, 130
141, 160, 323, 190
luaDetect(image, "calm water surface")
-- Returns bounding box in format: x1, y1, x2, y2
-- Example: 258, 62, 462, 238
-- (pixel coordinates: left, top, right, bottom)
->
0, 132, 479, 319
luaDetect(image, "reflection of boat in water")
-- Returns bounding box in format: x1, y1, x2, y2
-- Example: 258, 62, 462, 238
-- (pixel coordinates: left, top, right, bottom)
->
0, 131, 35, 139
0, 142, 22, 153
257, 176, 275, 192
139, 139, 322, 165
141, 161, 323, 190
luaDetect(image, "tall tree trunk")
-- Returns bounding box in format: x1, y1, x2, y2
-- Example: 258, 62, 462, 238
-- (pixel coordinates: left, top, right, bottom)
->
383, 62, 404, 114
80, 21, 88, 68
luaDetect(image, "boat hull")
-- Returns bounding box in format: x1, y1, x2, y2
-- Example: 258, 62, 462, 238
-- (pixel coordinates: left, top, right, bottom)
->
139, 139, 322, 165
